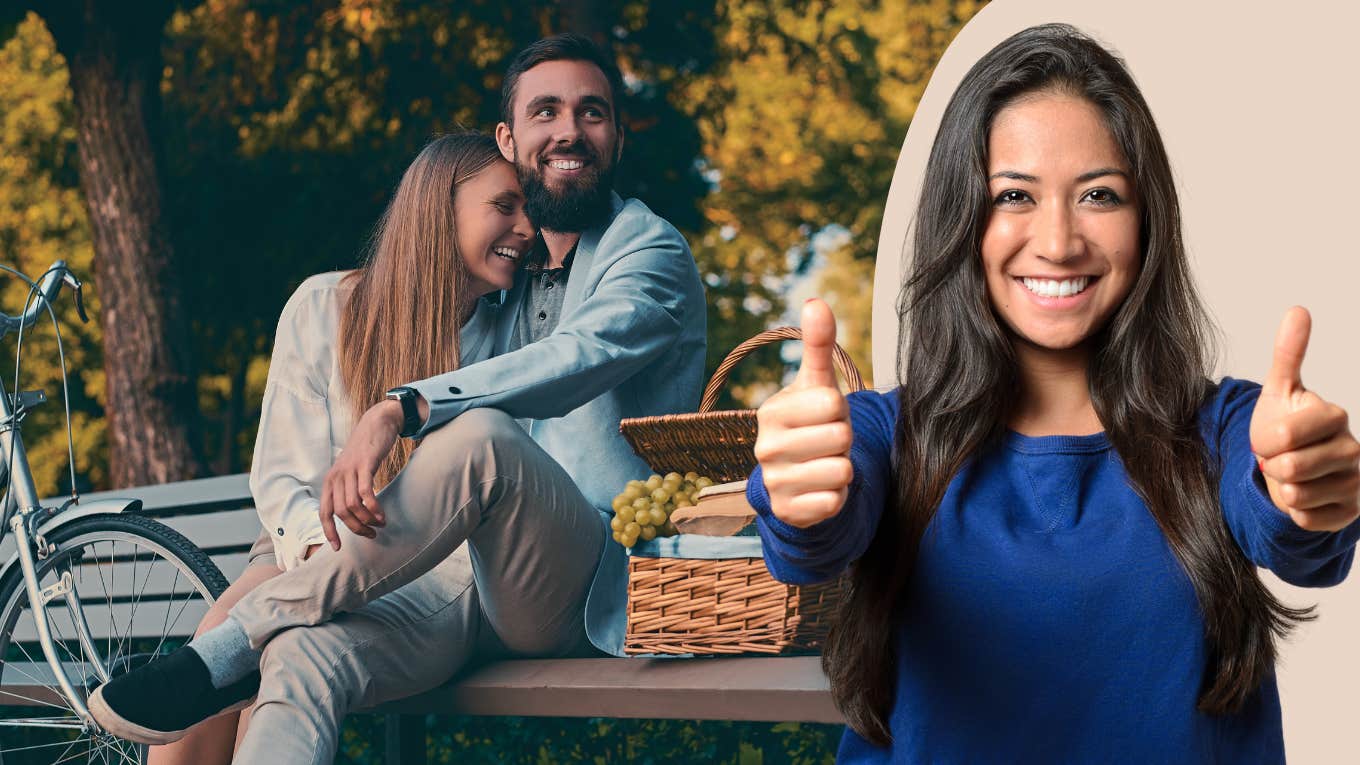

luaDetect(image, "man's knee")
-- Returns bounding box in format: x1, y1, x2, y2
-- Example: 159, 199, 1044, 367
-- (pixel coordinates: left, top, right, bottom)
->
432, 408, 522, 446
408, 407, 529, 471
258, 626, 368, 704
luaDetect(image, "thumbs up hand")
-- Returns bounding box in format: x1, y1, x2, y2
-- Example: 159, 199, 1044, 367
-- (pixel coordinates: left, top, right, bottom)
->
754, 299, 855, 528
1249, 307, 1360, 532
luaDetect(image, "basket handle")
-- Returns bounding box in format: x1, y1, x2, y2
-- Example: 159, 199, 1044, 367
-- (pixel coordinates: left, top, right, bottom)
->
698, 326, 867, 413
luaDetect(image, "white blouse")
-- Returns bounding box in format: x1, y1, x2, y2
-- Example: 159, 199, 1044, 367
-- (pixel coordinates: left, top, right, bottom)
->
249, 271, 497, 570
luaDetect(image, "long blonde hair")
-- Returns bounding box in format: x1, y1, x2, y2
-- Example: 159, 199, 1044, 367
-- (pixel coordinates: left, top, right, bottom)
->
338, 132, 505, 488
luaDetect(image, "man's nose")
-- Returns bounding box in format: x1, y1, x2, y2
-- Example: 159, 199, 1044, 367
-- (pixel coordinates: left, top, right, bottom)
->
551, 114, 582, 145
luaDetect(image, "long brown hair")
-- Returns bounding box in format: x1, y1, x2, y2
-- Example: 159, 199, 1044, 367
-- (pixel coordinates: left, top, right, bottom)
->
337, 132, 505, 488
822, 24, 1313, 745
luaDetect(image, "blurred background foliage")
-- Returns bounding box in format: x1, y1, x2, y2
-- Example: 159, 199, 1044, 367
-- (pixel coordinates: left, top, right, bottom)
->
1, 0, 982, 492
0, 0, 981, 758
338, 715, 842, 764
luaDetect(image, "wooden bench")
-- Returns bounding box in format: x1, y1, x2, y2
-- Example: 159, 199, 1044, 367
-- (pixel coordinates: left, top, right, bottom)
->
2, 475, 841, 764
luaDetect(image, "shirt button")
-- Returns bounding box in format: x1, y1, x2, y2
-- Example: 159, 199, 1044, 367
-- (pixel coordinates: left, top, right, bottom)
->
545, 282, 554, 290
538, 311, 547, 320
276, 528, 285, 536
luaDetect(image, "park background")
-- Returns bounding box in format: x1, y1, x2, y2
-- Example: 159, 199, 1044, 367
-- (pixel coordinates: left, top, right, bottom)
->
0, 0, 984, 762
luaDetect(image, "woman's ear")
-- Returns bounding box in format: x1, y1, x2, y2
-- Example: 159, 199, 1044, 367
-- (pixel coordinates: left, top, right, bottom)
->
495, 122, 515, 163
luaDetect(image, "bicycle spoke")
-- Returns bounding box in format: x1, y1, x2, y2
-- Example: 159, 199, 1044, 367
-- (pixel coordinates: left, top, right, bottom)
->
91, 735, 119, 765
76, 563, 92, 674
6, 638, 79, 714
6, 579, 85, 715
1, 521, 221, 765
3, 642, 60, 684
150, 568, 184, 658
0, 685, 75, 710
164, 576, 201, 635
0, 714, 83, 726
93, 539, 115, 672
47, 600, 89, 673
100, 735, 141, 765
51, 738, 90, 765
0, 736, 87, 755
123, 545, 158, 651
111, 540, 134, 670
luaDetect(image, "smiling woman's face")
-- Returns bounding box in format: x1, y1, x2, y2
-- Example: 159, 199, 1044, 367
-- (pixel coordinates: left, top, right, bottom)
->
455, 160, 533, 296
981, 92, 1141, 356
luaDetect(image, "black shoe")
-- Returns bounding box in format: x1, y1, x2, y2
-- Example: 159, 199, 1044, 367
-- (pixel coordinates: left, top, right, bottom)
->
87, 646, 259, 745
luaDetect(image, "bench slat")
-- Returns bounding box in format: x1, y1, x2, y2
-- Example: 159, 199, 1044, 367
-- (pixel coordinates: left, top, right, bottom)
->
374, 656, 843, 723
1, 657, 844, 727
156, 508, 263, 551
63, 474, 254, 516
9, 598, 209, 643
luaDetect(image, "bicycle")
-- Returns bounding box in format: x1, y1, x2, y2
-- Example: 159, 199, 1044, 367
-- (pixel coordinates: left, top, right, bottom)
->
0, 261, 227, 764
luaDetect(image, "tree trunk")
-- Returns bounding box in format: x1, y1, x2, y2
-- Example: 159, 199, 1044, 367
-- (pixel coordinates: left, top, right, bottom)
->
43, 0, 203, 487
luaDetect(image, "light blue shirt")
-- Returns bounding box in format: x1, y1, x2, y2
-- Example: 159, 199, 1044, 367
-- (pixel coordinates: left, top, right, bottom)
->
407, 193, 707, 654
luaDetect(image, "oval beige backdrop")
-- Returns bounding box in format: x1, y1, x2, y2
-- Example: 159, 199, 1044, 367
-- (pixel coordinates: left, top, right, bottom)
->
870, 1, 1359, 762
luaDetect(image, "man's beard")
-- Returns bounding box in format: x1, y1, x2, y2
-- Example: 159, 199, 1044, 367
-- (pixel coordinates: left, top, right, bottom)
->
516, 143, 615, 233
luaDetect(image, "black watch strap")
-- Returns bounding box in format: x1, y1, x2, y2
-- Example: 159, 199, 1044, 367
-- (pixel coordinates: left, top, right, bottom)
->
385, 387, 422, 438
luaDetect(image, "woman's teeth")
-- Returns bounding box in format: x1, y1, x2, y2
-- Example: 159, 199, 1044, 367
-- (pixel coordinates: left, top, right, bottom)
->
1022, 276, 1091, 298
493, 247, 520, 261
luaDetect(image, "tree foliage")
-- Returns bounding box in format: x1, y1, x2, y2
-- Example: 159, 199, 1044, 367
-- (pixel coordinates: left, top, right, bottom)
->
158, 0, 715, 472
686, 0, 986, 394
0, 0, 983, 493
0, 13, 105, 494
334, 714, 841, 764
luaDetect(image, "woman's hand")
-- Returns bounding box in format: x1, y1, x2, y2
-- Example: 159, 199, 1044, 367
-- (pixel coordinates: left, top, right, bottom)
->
318, 400, 402, 549
753, 299, 855, 529
1250, 307, 1360, 532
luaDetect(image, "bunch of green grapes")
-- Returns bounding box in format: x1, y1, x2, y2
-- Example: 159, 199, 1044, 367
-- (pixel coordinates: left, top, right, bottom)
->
610, 471, 715, 548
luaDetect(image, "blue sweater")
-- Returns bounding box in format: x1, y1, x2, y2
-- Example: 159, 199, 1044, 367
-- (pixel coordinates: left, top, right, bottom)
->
748, 378, 1359, 764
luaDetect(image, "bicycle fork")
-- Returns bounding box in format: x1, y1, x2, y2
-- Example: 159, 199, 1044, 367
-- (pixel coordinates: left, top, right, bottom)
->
9, 511, 97, 728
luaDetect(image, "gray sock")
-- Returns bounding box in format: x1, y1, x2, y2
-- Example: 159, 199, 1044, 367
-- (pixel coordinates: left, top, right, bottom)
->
186, 616, 260, 688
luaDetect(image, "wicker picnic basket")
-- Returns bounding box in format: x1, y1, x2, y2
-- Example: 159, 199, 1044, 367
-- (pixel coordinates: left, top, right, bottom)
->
619, 326, 866, 655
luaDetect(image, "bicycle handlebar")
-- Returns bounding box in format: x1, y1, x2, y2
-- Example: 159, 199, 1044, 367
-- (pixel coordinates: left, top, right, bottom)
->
0, 260, 88, 336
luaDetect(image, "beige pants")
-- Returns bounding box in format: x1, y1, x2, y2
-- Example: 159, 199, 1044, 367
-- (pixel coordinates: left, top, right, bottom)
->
231, 408, 607, 764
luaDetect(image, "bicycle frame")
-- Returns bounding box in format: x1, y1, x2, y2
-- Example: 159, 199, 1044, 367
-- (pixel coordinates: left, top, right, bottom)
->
0, 347, 106, 731
0, 264, 113, 731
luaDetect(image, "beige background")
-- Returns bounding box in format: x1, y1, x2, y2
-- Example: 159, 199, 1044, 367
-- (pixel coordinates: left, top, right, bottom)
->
869, 1, 1359, 762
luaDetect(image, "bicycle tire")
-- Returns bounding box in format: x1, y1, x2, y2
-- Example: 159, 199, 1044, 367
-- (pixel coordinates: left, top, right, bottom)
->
0, 512, 228, 764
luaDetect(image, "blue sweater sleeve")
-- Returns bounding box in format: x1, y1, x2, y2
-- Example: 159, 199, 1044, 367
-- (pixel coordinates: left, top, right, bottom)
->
1212, 377, 1360, 587
747, 389, 897, 584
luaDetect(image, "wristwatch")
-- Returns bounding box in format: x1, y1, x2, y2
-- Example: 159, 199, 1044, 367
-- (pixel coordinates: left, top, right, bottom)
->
384, 386, 423, 438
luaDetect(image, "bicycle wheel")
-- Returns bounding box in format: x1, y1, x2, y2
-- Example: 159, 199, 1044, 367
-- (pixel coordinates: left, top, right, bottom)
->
0, 513, 227, 764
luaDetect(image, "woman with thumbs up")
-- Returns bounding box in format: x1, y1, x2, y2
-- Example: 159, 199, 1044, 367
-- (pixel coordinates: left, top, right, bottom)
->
750, 23, 1360, 764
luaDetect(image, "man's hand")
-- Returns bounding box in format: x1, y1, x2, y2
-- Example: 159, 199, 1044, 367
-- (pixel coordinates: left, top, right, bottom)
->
319, 399, 402, 549
753, 299, 854, 528
1250, 307, 1360, 532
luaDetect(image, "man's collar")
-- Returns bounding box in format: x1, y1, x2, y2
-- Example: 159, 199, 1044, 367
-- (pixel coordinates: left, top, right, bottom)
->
523, 234, 578, 274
